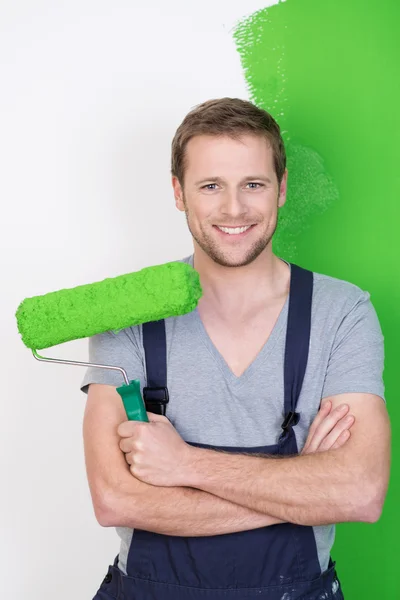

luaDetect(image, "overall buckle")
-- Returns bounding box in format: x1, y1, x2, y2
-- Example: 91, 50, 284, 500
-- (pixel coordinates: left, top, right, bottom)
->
281, 411, 300, 431
143, 386, 169, 416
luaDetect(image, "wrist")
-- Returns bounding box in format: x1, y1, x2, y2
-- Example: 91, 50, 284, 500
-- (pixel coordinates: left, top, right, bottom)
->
182, 445, 210, 488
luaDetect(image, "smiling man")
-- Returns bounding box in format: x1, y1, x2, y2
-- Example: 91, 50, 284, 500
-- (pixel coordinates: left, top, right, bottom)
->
81, 98, 390, 600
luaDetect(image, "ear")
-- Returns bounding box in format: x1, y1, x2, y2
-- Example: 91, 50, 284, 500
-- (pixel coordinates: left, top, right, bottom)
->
278, 169, 288, 208
172, 176, 185, 212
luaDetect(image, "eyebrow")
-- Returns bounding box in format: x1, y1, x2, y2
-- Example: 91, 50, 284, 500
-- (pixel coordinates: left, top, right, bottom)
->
194, 175, 273, 186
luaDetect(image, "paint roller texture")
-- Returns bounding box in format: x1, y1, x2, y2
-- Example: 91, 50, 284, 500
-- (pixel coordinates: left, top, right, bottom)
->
16, 261, 202, 350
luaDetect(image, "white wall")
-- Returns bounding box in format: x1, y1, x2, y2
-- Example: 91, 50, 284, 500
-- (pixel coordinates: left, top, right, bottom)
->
0, 1, 276, 598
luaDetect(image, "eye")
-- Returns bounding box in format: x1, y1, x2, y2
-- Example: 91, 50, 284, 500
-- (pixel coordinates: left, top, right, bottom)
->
246, 182, 264, 189
202, 183, 218, 190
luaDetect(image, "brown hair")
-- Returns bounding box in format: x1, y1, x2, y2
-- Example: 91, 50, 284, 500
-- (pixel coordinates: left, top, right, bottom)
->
171, 97, 286, 186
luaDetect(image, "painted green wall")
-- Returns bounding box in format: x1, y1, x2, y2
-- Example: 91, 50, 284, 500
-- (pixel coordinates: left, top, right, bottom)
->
234, 1, 399, 597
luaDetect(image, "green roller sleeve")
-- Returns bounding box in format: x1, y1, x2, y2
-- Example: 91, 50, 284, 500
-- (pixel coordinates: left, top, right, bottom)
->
16, 261, 202, 350
117, 379, 149, 422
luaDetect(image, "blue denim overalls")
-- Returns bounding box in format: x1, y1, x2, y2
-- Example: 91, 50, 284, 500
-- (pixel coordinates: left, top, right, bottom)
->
93, 264, 345, 600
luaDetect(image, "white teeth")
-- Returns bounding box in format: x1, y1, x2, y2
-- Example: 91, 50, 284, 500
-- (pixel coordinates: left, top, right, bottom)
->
217, 225, 252, 235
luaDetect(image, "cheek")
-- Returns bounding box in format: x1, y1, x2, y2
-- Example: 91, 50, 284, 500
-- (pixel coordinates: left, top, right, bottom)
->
187, 199, 213, 222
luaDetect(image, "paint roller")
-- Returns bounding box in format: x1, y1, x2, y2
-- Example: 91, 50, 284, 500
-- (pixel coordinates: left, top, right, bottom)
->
15, 261, 202, 421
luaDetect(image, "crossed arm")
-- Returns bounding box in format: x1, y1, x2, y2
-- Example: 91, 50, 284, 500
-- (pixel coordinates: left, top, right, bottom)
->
83, 384, 280, 536
83, 385, 390, 534
179, 394, 390, 525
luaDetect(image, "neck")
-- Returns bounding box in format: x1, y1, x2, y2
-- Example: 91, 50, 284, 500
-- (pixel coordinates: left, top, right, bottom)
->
192, 245, 290, 316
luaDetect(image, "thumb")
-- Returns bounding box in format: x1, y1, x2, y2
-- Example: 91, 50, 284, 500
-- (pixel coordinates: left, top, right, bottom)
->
147, 412, 169, 423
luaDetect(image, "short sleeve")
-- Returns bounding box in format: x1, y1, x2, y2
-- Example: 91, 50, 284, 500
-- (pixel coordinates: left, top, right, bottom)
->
80, 327, 145, 394
321, 291, 385, 401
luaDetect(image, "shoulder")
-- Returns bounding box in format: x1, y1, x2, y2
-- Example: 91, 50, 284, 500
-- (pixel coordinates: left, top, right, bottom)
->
311, 269, 371, 316
306, 267, 384, 342
176, 254, 194, 267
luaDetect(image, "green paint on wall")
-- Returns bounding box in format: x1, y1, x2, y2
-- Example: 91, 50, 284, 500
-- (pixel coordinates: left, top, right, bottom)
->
233, 1, 400, 598
234, 2, 339, 260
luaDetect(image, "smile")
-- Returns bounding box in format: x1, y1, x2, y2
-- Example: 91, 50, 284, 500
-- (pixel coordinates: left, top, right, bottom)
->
215, 225, 254, 235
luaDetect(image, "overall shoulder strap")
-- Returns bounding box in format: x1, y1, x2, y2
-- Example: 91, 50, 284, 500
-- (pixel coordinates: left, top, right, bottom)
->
142, 319, 169, 415
281, 263, 313, 432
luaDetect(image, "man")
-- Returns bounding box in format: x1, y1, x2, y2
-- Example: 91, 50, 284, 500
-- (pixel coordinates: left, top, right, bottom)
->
81, 98, 390, 599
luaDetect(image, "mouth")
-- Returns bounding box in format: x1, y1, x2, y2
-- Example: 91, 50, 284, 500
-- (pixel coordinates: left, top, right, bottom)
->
213, 224, 256, 237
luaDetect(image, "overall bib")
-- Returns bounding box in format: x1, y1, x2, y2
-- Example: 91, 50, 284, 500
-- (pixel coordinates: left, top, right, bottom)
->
93, 264, 345, 600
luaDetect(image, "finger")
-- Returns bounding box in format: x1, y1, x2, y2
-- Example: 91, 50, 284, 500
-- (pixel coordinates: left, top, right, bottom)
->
307, 405, 350, 453
117, 421, 135, 437
308, 400, 332, 439
331, 429, 351, 450
117, 420, 145, 437
119, 438, 132, 453
317, 415, 355, 452
302, 400, 332, 453
125, 452, 133, 465
305, 404, 350, 453
147, 412, 169, 423
119, 436, 145, 454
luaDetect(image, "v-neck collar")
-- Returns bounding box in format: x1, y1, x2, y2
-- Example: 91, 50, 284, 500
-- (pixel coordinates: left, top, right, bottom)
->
183, 255, 291, 388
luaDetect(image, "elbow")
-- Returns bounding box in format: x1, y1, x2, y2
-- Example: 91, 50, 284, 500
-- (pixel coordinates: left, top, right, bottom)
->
91, 484, 128, 528
360, 489, 386, 524
92, 488, 117, 527
356, 498, 384, 524
95, 503, 116, 528
363, 504, 383, 524
352, 476, 388, 524
92, 485, 143, 529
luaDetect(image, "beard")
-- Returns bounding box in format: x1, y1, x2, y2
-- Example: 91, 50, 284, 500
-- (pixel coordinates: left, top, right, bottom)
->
183, 197, 279, 268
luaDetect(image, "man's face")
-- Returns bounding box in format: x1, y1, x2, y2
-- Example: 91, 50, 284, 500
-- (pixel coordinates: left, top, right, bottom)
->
173, 133, 287, 268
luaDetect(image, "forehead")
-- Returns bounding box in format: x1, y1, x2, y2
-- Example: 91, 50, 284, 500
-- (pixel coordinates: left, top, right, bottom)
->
184, 133, 275, 179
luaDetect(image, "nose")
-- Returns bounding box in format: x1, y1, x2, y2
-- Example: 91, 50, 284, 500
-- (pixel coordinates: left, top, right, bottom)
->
220, 189, 248, 219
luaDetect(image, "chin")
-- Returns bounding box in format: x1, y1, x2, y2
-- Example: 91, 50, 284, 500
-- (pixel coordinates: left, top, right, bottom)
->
189, 221, 274, 268
211, 254, 262, 268
202, 241, 270, 268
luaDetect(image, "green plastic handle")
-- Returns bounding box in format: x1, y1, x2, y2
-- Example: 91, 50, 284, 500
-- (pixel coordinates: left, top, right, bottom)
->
116, 379, 149, 422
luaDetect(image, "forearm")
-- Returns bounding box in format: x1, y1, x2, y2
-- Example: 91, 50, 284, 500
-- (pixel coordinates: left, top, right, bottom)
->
106, 475, 283, 535
187, 447, 370, 526
84, 386, 282, 536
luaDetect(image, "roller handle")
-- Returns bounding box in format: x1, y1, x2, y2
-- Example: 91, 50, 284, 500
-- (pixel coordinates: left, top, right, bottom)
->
116, 379, 149, 422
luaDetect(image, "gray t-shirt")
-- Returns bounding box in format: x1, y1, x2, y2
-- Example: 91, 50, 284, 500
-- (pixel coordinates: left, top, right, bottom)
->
80, 255, 385, 576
